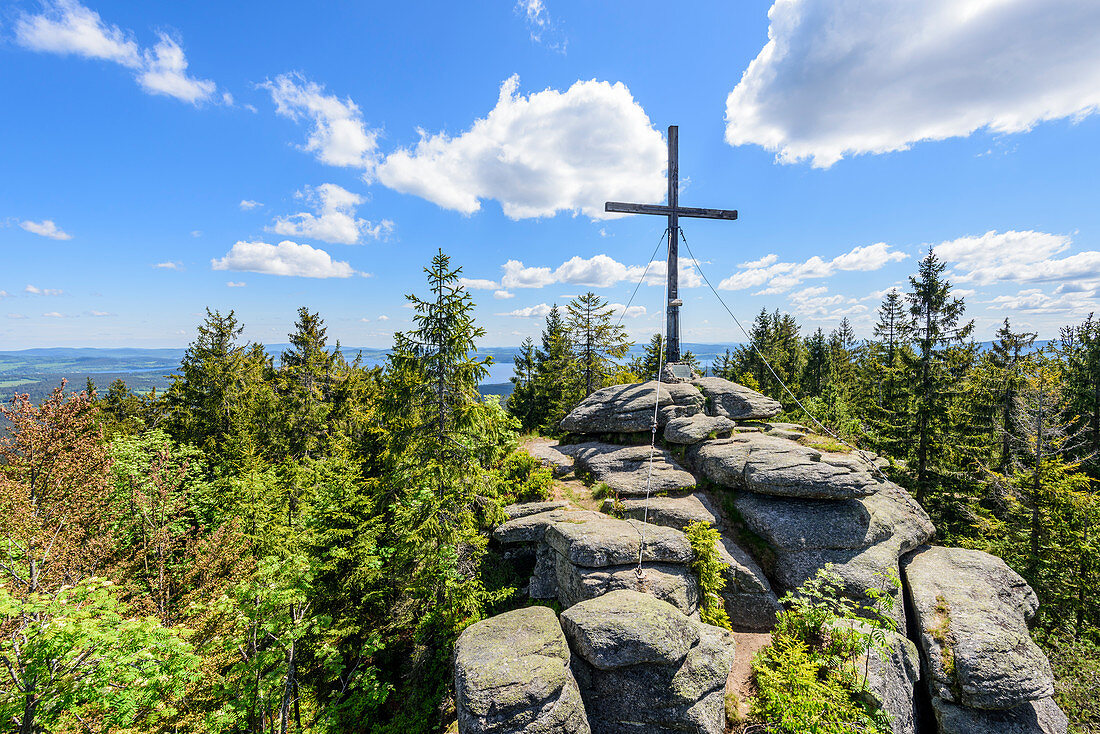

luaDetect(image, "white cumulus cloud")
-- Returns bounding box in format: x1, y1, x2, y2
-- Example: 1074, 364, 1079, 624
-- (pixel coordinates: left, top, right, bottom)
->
263, 73, 380, 171
212, 240, 358, 278
377, 75, 665, 219
494, 290, 515, 300
240, 199, 263, 210
933, 230, 1100, 285
719, 242, 906, 293
500, 303, 553, 318
15, 1, 216, 105
271, 184, 391, 244
495, 254, 702, 291
20, 219, 72, 240
726, 0, 1100, 167
153, 261, 183, 270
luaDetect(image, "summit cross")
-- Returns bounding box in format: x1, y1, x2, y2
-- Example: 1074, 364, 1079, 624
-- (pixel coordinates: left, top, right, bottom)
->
605, 125, 738, 363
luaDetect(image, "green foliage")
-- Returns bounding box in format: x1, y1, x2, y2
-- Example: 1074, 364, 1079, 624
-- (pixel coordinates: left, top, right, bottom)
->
747, 567, 894, 734
1037, 633, 1100, 732
684, 521, 731, 629
492, 450, 553, 503
0, 577, 200, 732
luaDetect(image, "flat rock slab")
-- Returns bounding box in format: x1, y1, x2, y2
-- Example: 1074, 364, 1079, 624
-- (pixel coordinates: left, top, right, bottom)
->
544, 513, 694, 567
455, 606, 591, 734
903, 545, 1054, 711
560, 381, 704, 434
663, 414, 738, 444
607, 493, 722, 530
691, 376, 782, 420
559, 442, 696, 496
561, 590, 699, 669
505, 500, 570, 521
524, 439, 575, 477
690, 433, 884, 498
932, 696, 1068, 734
494, 509, 603, 545
733, 481, 933, 553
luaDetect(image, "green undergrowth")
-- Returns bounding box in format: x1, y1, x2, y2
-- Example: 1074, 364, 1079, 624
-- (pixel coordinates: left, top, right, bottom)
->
1036, 632, 1100, 733
491, 449, 553, 503
684, 521, 732, 629
798, 433, 853, 454
741, 566, 895, 734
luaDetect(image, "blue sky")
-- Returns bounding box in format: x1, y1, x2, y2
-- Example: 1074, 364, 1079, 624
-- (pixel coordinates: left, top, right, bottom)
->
2, 0, 1100, 349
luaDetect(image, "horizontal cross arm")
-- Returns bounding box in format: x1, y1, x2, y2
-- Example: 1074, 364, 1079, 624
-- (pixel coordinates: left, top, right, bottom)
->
605, 201, 738, 221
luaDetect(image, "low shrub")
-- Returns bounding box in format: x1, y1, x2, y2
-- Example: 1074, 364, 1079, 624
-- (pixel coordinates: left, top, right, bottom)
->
493, 450, 553, 503
684, 521, 732, 630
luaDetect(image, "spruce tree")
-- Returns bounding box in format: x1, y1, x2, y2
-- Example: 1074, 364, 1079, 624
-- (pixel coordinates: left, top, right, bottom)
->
279, 307, 341, 459
902, 249, 974, 507
866, 290, 912, 457
566, 292, 631, 396
990, 318, 1037, 471
628, 333, 701, 378
802, 328, 828, 398
507, 336, 539, 431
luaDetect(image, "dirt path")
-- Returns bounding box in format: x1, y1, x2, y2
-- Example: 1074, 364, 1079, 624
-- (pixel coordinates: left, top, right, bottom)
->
726, 630, 772, 724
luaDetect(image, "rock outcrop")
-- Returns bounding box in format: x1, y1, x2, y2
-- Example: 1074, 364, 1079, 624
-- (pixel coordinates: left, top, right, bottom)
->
559, 381, 704, 434
458, 377, 1068, 734
903, 545, 1062, 732
454, 606, 590, 734
692, 376, 783, 420
562, 590, 736, 734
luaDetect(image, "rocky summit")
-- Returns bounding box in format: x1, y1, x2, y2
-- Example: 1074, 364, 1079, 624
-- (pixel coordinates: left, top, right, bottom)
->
455, 376, 1068, 734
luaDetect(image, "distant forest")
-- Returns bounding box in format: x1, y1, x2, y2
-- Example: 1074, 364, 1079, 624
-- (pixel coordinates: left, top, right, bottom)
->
1, 247, 1098, 732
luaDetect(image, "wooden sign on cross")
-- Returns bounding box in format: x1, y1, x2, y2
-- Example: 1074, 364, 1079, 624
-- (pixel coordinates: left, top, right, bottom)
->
605, 125, 739, 363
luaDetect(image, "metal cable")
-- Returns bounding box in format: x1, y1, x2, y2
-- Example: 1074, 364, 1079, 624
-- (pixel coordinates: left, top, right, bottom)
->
677, 227, 887, 480
636, 234, 671, 574
615, 227, 670, 329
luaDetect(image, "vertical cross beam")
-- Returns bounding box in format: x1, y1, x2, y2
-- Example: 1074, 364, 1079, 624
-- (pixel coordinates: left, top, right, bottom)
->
666, 125, 681, 363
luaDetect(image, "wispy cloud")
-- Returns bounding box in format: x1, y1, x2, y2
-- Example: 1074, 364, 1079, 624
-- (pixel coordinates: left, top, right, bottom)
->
262, 73, 380, 172
15, 0, 218, 105
718, 242, 906, 294
20, 219, 72, 240
271, 183, 392, 244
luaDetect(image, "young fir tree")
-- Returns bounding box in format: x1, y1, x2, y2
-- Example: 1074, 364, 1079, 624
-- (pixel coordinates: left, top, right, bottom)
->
566, 291, 631, 396
990, 318, 1037, 471
507, 336, 539, 431
902, 249, 975, 509
866, 290, 912, 457
531, 304, 579, 431
628, 333, 701, 378
802, 328, 828, 398
279, 307, 342, 460
734, 309, 804, 399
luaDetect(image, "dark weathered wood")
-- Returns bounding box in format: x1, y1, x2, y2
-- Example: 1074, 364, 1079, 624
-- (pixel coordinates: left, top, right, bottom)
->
666, 126, 680, 362
604, 202, 739, 220
605, 124, 739, 364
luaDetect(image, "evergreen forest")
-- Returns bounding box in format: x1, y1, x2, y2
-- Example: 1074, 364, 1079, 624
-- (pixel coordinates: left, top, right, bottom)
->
2, 248, 1099, 732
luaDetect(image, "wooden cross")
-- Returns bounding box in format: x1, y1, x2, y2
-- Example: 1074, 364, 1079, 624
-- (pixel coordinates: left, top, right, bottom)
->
605, 125, 738, 363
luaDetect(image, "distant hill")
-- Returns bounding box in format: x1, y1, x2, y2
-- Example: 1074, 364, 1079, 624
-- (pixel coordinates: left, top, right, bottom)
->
0, 340, 1044, 406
